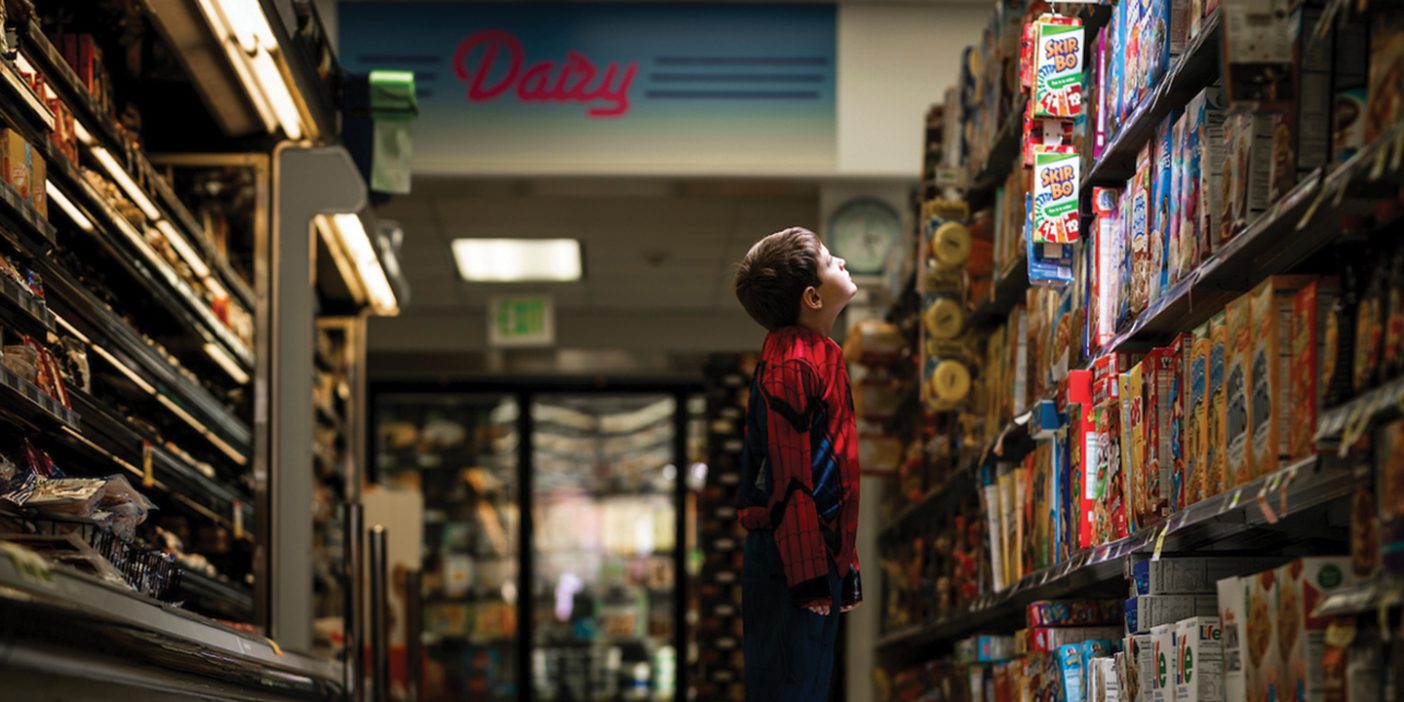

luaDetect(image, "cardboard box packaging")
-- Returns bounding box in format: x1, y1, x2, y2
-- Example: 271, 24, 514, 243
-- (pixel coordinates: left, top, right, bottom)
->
1130, 144, 1155, 317
1276, 557, 1357, 702
1176, 616, 1224, 702
1122, 365, 1148, 532
1208, 312, 1229, 497
1220, 111, 1277, 245
1150, 113, 1178, 302
1151, 624, 1177, 702
2, 129, 32, 201
1224, 296, 1254, 487
1125, 595, 1218, 635
1191, 87, 1228, 257
30, 154, 46, 218
1245, 568, 1280, 702
1144, 349, 1172, 525
1290, 282, 1326, 461
1218, 576, 1248, 702
1131, 633, 1155, 702
1133, 556, 1283, 596
1188, 325, 1212, 505
1250, 276, 1315, 477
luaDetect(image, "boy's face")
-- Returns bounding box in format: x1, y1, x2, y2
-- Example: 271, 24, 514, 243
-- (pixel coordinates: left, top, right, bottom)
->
813, 243, 858, 312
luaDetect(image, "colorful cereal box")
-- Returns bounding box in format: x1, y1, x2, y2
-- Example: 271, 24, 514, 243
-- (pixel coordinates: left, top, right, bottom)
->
1364, 14, 1404, 143
1150, 113, 1178, 303
1169, 113, 1189, 287
2, 129, 32, 201
1277, 557, 1357, 702
1167, 334, 1189, 511
1175, 617, 1224, 702
1034, 20, 1085, 120
1188, 324, 1211, 505
1224, 296, 1254, 487
1190, 87, 1228, 257
1123, 363, 1148, 532
1244, 568, 1280, 702
1130, 144, 1154, 317
1147, 346, 1177, 523
1034, 151, 1081, 245
1290, 280, 1337, 460
1151, 623, 1176, 702
1221, 111, 1277, 245
1208, 312, 1228, 497
1218, 576, 1248, 702
1249, 276, 1314, 477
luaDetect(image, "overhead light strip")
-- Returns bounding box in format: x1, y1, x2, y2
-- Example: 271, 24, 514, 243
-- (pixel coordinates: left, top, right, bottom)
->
330, 213, 398, 315
204, 342, 251, 385
47, 181, 92, 232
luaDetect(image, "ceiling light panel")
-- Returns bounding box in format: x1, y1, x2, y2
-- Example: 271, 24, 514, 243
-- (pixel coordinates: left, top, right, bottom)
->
452, 239, 583, 282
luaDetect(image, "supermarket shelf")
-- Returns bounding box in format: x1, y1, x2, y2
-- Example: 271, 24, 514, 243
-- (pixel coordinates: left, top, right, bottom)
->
0, 549, 342, 699
1094, 116, 1404, 361
17, 21, 254, 312
878, 465, 977, 541
0, 364, 79, 430
967, 106, 1025, 206
1314, 576, 1404, 618
1315, 373, 1404, 447
1081, 11, 1222, 193
878, 456, 1352, 656
0, 176, 58, 258
0, 56, 56, 139
61, 388, 254, 537
0, 275, 55, 337
176, 569, 256, 623
42, 260, 252, 462
968, 256, 1029, 330
45, 149, 255, 372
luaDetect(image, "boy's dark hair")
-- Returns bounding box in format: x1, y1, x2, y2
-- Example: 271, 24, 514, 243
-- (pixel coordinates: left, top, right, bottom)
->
734, 227, 822, 331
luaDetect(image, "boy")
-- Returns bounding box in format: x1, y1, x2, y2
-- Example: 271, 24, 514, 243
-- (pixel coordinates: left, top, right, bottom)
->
732, 227, 862, 701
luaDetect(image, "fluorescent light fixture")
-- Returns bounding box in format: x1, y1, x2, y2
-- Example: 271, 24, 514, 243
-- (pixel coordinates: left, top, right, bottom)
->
92, 147, 161, 220
214, 0, 277, 54
250, 49, 303, 140
73, 120, 93, 145
204, 342, 250, 384
452, 238, 583, 282
156, 219, 212, 279
223, 42, 277, 131
47, 181, 93, 232
322, 213, 398, 315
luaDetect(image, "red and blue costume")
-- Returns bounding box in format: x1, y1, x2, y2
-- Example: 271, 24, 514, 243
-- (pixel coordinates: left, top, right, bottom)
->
739, 326, 861, 701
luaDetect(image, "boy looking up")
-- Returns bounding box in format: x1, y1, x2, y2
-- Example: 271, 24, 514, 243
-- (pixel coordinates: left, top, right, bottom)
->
732, 226, 862, 701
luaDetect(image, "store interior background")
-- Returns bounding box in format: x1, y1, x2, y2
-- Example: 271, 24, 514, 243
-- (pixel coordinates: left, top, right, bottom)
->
319, 1, 991, 699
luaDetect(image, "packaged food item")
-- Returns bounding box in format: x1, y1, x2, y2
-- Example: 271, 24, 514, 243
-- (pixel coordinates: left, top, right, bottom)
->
1268, 3, 1334, 203
1354, 258, 1386, 395
1175, 616, 1224, 702
1130, 633, 1155, 702
1218, 576, 1248, 702
1221, 0, 1294, 109
1026, 599, 1124, 628
1276, 557, 1357, 702
1150, 113, 1178, 302
1151, 623, 1176, 702
1321, 257, 1361, 409
1132, 556, 1283, 596
1129, 144, 1154, 316
1331, 89, 1369, 163
1377, 419, 1404, 575
1170, 333, 1190, 511
1220, 111, 1277, 244
1033, 19, 1085, 120
1208, 312, 1229, 496
30, 154, 45, 218
1383, 248, 1404, 383
1320, 619, 1382, 702
1190, 87, 1228, 258
1224, 297, 1254, 487
2, 129, 32, 201
1244, 568, 1280, 702
1060, 640, 1111, 702
1121, 364, 1147, 532
1188, 324, 1211, 505
1290, 281, 1337, 461
1026, 626, 1125, 653
1125, 594, 1218, 635
1364, 14, 1404, 143
1249, 276, 1314, 477
1169, 114, 1190, 287
958, 635, 1018, 663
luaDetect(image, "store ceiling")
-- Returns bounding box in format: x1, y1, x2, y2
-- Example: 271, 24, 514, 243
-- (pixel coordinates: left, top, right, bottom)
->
372, 177, 821, 314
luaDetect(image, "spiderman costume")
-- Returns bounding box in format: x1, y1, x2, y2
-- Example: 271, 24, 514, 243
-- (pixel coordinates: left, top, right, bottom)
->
739, 326, 861, 701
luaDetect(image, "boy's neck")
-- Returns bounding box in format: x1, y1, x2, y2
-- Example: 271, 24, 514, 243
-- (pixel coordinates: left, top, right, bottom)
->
797, 315, 833, 338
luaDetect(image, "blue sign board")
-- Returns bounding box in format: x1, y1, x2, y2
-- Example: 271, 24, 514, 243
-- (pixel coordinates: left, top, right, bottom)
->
339, 3, 837, 175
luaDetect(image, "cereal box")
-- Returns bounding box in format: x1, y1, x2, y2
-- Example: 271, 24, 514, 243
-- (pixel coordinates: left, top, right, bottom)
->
1151, 623, 1177, 702
1150, 113, 1177, 303
1170, 333, 1190, 511
1207, 312, 1229, 497
1221, 111, 1277, 245
1188, 324, 1211, 505
1130, 144, 1154, 317
1224, 296, 1254, 487
1244, 568, 1280, 702
1027, 600, 1124, 628
1250, 276, 1314, 477
1130, 633, 1155, 702
1148, 345, 1177, 523
1191, 87, 1228, 256
1364, 14, 1404, 143
1132, 556, 1283, 596
1125, 594, 1217, 634
1034, 151, 1081, 245
1122, 0, 1144, 119
1332, 89, 1369, 163
1180, 104, 1203, 272
1221, 0, 1294, 109
1276, 557, 1357, 702
1175, 616, 1224, 702
2, 129, 32, 201
30, 154, 45, 218
1035, 20, 1085, 120
1218, 576, 1249, 702
1289, 281, 1333, 461
1122, 365, 1148, 532
1169, 113, 1189, 288
1268, 4, 1334, 204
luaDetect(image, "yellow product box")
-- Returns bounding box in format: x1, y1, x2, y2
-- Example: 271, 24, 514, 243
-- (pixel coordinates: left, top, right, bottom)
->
1120, 367, 1146, 534
1276, 557, 1356, 702
30, 154, 45, 217
1208, 312, 1229, 497
1187, 324, 1212, 506
1244, 568, 1280, 702
1250, 276, 1314, 477
2, 129, 31, 201
1224, 296, 1254, 487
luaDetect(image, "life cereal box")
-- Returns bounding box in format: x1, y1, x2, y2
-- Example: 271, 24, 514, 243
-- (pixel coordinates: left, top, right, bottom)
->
1208, 311, 1229, 497
1249, 276, 1313, 478
1175, 616, 1224, 702
1224, 296, 1254, 487
1034, 20, 1085, 121
1034, 151, 1081, 245
1151, 623, 1177, 702
1276, 557, 1357, 702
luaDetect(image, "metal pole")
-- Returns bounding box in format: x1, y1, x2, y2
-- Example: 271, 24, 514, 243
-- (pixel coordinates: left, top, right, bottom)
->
405, 569, 423, 702
347, 503, 364, 701
369, 525, 389, 702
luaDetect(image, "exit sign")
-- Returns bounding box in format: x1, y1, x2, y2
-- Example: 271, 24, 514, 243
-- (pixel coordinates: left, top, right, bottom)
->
489, 295, 555, 348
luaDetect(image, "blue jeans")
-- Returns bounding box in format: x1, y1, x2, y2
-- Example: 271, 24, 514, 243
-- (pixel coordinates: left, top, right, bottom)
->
742, 530, 841, 702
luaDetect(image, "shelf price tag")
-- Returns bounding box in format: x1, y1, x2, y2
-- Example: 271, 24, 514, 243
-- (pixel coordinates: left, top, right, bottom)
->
233, 499, 245, 540
1152, 525, 1170, 562
266, 637, 284, 657
141, 441, 154, 488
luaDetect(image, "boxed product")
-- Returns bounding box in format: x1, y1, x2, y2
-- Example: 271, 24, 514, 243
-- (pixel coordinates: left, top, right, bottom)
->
1129, 144, 1154, 317
1207, 312, 1228, 497
1034, 19, 1085, 120
1276, 557, 1358, 701
1131, 556, 1283, 596
1151, 623, 1177, 702
1220, 111, 1277, 244
1175, 616, 1224, 702
1332, 89, 1369, 163
1187, 325, 1211, 507
1033, 150, 1082, 245
1290, 281, 1335, 461
1249, 276, 1313, 477
1267, 4, 1334, 203
1244, 568, 1280, 702
1060, 639, 1115, 702
1379, 420, 1404, 575
1150, 112, 1178, 302
2, 129, 32, 201
1224, 296, 1253, 487
30, 154, 45, 218
1121, 364, 1148, 532
958, 634, 1018, 663
1125, 594, 1218, 635
1221, 0, 1294, 108
1190, 87, 1228, 258
1149, 341, 1180, 518
1091, 656, 1121, 702
1364, 14, 1404, 143
1026, 626, 1125, 653
1169, 114, 1189, 288
1026, 599, 1124, 628
1218, 576, 1248, 702
1130, 633, 1155, 702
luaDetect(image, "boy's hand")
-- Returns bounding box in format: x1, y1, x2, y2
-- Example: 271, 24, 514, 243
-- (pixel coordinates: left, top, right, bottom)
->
841, 602, 860, 613
804, 603, 831, 616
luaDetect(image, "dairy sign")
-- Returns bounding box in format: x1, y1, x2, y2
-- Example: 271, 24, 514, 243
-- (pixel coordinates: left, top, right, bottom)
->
340, 3, 837, 175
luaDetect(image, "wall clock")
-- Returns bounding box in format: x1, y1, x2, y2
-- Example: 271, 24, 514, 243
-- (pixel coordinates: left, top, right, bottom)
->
829, 198, 902, 277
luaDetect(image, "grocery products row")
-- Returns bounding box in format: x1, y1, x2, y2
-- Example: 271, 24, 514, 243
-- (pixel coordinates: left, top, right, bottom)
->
873, 0, 1404, 697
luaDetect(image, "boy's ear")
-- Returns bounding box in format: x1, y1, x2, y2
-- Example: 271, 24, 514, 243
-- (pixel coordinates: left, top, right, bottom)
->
802, 285, 823, 311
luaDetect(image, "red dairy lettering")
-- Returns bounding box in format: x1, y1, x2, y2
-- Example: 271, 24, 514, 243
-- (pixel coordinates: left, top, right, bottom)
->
454, 30, 520, 101
453, 30, 638, 118
517, 61, 555, 101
